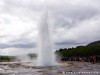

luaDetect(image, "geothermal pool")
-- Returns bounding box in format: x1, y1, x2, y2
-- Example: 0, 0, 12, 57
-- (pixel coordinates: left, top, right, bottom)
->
0, 61, 100, 75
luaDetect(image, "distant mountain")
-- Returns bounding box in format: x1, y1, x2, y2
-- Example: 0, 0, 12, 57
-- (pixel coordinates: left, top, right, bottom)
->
87, 40, 100, 46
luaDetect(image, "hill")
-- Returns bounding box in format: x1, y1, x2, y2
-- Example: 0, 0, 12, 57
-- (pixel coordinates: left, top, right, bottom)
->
87, 40, 100, 46
55, 40, 100, 58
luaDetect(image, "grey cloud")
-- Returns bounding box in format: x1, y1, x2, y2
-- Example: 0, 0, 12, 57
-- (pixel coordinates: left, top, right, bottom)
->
12, 43, 36, 48
0, 0, 100, 51
4, 0, 43, 11
0, 35, 8, 38
2, 0, 100, 26
53, 5, 100, 29
1, 0, 42, 22
0, 43, 36, 49
56, 41, 83, 45
54, 14, 100, 48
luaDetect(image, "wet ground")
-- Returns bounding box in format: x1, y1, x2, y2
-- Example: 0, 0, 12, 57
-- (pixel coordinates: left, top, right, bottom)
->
0, 61, 100, 75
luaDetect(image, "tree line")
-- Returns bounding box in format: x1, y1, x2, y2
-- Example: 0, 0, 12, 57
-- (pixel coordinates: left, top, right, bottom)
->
0, 56, 16, 62
55, 45, 100, 58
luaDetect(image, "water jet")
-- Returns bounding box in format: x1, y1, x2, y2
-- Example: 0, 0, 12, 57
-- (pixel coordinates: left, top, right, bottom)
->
37, 8, 56, 66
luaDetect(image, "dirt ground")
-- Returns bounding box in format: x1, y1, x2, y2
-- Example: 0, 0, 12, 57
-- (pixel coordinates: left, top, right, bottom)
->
0, 61, 100, 75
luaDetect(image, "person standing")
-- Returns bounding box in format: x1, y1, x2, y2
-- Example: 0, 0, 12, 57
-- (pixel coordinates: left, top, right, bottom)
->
92, 56, 96, 64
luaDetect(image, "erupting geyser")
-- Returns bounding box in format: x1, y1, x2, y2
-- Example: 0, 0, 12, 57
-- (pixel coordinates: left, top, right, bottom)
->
37, 9, 55, 66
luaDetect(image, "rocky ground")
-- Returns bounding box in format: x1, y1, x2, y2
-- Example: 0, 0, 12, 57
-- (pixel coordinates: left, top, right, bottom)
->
0, 61, 100, 75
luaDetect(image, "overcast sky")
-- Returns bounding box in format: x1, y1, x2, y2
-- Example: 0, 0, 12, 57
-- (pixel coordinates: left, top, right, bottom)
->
0, 0, 100, 55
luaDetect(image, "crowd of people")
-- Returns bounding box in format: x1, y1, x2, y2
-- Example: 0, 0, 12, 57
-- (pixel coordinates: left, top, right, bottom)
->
61, 55, 100, 63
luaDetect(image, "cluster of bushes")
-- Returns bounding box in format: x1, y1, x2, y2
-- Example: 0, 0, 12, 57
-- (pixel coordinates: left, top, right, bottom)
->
27, 53, 37, 59
0, 56, 16, 62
